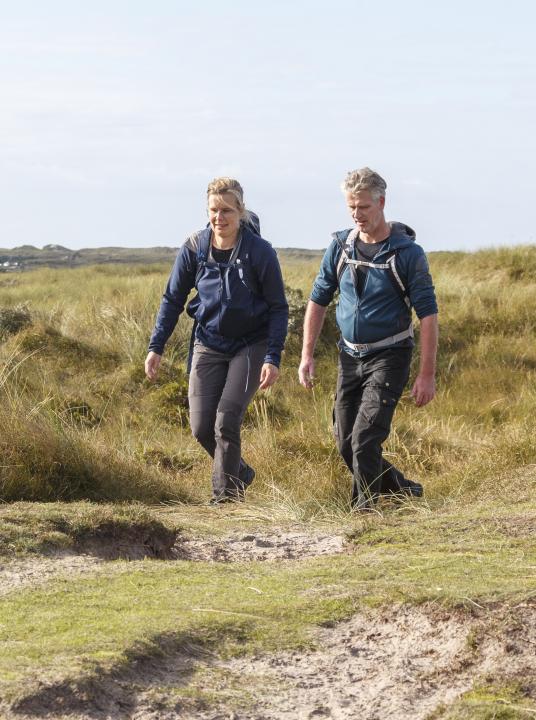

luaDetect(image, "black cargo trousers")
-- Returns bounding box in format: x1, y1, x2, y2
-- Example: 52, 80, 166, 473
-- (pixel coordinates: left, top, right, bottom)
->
333, 345, 412, 506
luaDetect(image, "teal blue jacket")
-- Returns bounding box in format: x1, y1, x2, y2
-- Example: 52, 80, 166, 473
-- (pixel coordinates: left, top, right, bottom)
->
310, 223, 437, 356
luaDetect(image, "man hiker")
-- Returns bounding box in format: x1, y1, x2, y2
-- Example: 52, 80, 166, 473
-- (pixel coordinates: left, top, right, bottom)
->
298, 167, 438, 509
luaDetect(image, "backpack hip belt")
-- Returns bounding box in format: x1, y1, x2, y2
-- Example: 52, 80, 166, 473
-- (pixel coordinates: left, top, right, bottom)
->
342, 325, 414, 354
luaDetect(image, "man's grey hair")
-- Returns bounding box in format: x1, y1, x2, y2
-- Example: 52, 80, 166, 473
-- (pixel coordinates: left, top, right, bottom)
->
341, 167, 387, 201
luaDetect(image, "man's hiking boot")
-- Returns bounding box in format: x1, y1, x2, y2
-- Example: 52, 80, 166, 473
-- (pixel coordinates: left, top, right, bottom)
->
240, 465, 255, 492
396, 477, 423, 497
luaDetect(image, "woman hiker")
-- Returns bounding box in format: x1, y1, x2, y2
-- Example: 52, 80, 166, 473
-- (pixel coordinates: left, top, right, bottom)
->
145, 177, 288, 503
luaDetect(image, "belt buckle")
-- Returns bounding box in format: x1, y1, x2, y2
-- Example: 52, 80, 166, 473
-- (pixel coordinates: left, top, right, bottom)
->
356, 343, 369, 352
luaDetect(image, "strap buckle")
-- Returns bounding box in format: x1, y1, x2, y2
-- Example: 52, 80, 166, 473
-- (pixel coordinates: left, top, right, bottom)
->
343, 338, 370, 353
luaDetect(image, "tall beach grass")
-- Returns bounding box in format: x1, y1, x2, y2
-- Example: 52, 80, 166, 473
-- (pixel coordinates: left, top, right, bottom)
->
0, 247, 535, 509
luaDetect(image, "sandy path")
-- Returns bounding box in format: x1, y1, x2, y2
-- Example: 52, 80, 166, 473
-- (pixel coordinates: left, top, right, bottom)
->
174, 531, 347, 562
134, 604, 536, 720
0, 554, 105, 596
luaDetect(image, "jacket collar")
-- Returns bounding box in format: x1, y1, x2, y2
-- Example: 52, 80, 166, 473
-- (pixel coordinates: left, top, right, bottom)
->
332, 221, 416, 255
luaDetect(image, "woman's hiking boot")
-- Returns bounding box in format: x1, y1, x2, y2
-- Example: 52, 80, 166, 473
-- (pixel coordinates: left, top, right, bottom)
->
210, 466, 256, 504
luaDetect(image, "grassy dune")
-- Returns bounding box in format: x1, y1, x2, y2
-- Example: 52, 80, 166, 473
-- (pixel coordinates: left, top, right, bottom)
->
1, 247, 536, 509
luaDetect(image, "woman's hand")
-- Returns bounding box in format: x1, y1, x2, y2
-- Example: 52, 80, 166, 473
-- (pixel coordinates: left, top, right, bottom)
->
259, 362, 279, 390
145, 351, 162, 381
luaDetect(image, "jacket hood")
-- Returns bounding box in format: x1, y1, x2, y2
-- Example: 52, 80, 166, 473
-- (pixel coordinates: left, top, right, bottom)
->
387, 221, 416, 249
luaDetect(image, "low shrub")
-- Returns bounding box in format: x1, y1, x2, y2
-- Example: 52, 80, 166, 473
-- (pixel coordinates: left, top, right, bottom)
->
284, 285, 339, 356
17, 324, 119, 369
0, 304, 32, 340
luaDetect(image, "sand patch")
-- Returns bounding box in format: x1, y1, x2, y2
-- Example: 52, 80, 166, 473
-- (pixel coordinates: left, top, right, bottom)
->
173, 531, 348, 562
0, 554, 105, 596
0, 531, 347, 597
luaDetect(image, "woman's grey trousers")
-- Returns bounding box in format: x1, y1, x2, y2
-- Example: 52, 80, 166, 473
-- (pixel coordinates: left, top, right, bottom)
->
188, 340, 267, 500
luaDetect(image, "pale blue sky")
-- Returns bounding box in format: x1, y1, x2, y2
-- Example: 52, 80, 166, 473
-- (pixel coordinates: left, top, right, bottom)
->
1, 0, 535, 251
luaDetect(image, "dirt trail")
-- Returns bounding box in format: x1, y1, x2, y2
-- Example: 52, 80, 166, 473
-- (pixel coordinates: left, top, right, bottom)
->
194, 604, 536, 720
0, 554, 105, 596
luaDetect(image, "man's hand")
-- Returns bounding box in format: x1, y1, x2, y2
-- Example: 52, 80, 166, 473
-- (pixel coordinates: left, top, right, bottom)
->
145, 351, 162, 381
411, 374, 436, 407
298, 356, 315, 389
412, 313, 438, 407
298, 301, 326, 390
259, 363, 279, 390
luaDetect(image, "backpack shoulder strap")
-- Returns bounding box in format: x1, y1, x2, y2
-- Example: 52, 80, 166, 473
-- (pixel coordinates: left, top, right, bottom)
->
335, 229, 358, 286
196, 231, 211, 263
335, 241, 347, 286
194, 231, 212, 286
385, 251, 410, 307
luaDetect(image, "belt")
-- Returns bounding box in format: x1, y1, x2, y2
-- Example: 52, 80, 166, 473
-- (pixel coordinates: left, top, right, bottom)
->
342, 326, 414, 354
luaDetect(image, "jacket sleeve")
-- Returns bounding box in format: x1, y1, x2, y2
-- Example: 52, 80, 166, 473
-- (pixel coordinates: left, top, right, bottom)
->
147, 243, 197, 355
255, 245, 289, 367
310, 240, 340, 306
400, 245, 438, 319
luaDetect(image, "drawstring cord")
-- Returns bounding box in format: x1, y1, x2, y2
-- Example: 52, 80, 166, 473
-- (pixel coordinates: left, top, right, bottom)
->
244, 342, 251, 394
224, 265, 232, 300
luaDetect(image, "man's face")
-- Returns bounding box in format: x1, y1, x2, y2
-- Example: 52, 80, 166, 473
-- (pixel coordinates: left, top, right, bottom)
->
345, 190, 385, 235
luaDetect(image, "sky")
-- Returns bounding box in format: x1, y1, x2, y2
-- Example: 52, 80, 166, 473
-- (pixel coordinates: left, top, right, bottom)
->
1, 0, 535, 252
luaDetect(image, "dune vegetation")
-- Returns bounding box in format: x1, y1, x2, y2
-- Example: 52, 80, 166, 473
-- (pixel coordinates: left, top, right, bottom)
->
1, 247, 536, 510
0, 247, 535, 718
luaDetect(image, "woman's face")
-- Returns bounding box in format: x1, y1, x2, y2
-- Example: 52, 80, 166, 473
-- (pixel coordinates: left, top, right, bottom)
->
208, 192, 241, 240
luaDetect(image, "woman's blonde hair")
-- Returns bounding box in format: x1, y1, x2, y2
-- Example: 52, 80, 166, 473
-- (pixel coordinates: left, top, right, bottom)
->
206, 177, 248, 220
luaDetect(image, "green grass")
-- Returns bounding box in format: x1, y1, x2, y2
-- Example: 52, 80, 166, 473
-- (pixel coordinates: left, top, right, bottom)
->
429, 682, 536, 719
0, 559, 352, 704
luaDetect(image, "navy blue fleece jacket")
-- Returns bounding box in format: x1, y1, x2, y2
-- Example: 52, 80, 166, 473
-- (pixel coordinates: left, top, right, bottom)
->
148, 225, 288, 367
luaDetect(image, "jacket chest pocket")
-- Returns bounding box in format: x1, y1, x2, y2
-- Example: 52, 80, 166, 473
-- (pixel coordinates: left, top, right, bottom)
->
188, 265, 222, 323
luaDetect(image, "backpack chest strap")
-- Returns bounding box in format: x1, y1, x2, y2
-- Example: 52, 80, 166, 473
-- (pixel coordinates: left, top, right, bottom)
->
336, 235, 410, 308
344, 259, 391, 269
